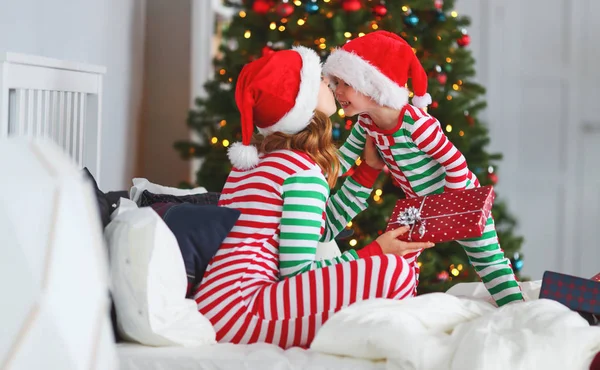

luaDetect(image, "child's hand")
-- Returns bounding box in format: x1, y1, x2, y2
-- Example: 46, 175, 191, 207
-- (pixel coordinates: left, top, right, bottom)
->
375, 226, 434, 256
362, 137, 385, 170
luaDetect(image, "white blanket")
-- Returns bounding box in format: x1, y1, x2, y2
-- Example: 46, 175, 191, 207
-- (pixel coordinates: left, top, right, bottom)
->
310, 282, 600, 370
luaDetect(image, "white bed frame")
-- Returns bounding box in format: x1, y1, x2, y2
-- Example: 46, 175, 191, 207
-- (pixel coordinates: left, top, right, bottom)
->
0, 52, 106, 182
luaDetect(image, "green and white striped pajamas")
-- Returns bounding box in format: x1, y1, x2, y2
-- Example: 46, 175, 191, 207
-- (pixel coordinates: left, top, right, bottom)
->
339, 105, 523, 306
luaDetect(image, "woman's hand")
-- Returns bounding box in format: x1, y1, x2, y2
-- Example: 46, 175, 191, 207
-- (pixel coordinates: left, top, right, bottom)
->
375, 226, 434, 256
362, 137, 385, 170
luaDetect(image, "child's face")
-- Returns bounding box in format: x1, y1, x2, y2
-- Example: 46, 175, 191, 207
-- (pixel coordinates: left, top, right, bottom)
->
331, 77, 373, 117
316, 75, 337, 117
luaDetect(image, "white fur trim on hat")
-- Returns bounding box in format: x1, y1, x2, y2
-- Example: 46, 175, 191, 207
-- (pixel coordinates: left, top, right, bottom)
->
412, 93, 432, 109
227, 142, 260, 170
258, 46, 322, 136
323, 49, 408, 110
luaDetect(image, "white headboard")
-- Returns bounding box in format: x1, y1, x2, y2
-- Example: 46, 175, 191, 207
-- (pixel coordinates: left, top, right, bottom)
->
0, 52, 106, 182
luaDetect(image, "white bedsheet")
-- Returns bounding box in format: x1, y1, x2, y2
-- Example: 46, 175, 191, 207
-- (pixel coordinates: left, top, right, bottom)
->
117, 342, 384, 370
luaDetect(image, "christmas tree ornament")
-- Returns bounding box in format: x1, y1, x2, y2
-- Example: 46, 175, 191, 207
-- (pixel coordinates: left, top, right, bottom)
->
511, 252, 524, 272
372, 2, 388, 17
404, 13, 419, 27
252, 0, 271, 14
488, 172, 498, 185
437, 271, 450, 281
276, 0, 295, 17
436, 10, 446, 22
434, 0, 444, 9
342, 0, 362, 12
457, 34, 471, 47
444, 63, 452, 72
332, 123, 341, 140
457, 29, 471, 47
305, 0, 319, 14
431, 101, 439, 109
434, 65, 442, 73
436, 73, 447, 84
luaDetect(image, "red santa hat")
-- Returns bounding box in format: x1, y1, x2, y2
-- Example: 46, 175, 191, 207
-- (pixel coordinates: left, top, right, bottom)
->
322, 30, 431, 109
228, 46, 322, 170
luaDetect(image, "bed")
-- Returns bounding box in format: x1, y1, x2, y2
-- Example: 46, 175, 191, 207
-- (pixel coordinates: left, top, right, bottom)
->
2, 52, 599, 370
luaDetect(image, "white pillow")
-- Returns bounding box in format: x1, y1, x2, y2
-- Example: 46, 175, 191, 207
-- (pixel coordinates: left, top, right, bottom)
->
0, 138, 117, 369
129, 178, 207, 205
104, 200, 216, 347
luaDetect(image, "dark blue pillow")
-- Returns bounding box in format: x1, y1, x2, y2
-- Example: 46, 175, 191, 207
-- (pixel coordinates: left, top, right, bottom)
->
151, 203, 240, 297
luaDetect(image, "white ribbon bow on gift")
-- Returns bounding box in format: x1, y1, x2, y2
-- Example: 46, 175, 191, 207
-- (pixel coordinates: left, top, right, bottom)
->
393, 198, 428, 240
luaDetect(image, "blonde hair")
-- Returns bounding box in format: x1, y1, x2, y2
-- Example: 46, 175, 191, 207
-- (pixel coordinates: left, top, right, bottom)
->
253, 111, 340, 188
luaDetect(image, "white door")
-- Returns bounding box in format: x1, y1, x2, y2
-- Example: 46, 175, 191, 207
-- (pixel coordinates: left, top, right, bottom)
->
457, 0, 600, 279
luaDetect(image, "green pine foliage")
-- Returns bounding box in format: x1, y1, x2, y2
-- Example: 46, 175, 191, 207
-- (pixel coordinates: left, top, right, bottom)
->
174, 0, 525, 293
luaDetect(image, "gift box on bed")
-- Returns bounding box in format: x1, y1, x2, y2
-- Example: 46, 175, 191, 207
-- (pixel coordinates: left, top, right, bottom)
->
539, 271, 600, 325
385, 186, 495, 243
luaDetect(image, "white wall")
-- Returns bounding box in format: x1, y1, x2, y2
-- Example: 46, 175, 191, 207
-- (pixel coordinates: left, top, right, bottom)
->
0, 0, 146, 191
456, 0, 600, 280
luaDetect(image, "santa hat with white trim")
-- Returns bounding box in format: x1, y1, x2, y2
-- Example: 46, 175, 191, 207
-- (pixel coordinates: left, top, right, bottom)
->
228, 46, 322, 170
323, 30, 432, 109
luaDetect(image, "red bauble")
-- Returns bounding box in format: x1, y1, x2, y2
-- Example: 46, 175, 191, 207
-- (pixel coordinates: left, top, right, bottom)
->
372, 4, 387, 17
457, 34, 471, 47
261, 46, 275, 56
466, 115, 475, 126
431, 101, 439, 109
488, 173, 498, 185
276, 2, 294, 17
436, 73, 447, 84
252, 0, 271, 14
342, 0, 362, 12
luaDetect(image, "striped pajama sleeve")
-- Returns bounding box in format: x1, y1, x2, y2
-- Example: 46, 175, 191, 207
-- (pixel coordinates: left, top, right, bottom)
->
337, 121, 367, 175
279, 170, 361, 279
410, 116, 469, 192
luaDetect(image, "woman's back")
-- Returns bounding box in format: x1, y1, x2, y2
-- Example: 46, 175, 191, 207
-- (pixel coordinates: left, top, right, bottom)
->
203, 149, 324, 287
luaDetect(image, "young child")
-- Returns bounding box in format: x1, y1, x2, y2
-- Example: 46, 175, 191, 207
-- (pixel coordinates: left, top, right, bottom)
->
323, 31, 523, 307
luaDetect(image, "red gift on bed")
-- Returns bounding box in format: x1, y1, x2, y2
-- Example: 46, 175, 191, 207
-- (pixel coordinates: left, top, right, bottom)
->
385, 186, 495, 243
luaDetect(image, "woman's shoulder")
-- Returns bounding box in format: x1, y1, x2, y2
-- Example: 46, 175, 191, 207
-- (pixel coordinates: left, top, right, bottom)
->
261, 149, 320, 172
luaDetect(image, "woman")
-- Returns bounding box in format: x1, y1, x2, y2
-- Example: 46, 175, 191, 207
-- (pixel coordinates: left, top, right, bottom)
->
194, 46, 434, 349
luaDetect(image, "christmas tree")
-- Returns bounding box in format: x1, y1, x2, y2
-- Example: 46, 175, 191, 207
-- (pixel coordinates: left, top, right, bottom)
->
175, 0, 525, 293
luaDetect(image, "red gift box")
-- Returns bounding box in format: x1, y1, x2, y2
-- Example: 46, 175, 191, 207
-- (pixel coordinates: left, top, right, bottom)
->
385, 186, 495, 243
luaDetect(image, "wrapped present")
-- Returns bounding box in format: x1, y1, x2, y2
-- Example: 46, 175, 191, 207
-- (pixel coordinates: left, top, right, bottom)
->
539, 271, 600, 325
385, 186, 495, 243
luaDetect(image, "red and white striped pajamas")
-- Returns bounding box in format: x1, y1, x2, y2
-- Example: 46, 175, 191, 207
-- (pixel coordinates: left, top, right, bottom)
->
194, 149, 415, 348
